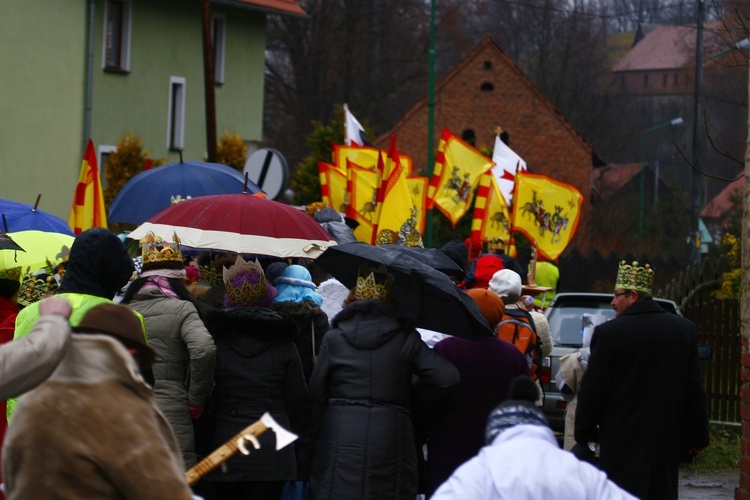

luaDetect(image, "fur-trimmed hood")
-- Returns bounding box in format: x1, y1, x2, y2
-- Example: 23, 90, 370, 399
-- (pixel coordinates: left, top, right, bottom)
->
272, 300, 322, 320
332, 300, 415, 349
205, 306, 297, 358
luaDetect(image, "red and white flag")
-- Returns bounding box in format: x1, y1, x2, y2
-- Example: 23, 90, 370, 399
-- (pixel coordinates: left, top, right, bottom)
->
344, 103, 371, 147
491, 135, 527, 206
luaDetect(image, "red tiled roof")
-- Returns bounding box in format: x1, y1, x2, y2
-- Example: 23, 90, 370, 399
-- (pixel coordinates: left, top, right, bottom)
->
612, 23, 725, 72
701, 175, 745, 219
231, 0, 306, 17
590, 163, 643, 200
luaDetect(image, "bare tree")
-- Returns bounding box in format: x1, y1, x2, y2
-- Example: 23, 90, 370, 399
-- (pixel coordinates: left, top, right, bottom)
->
264, 0, 437, 166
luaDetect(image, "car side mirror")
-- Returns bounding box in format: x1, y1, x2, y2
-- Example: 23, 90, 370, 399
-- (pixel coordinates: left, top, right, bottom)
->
697, 345, 713, 361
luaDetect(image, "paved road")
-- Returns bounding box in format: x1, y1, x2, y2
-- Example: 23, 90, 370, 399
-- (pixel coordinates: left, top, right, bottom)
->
679, 470, 737, 499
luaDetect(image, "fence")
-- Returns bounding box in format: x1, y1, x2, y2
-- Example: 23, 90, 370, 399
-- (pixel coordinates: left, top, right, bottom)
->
658, 258, 739, 423
552, 251, 740, 422
685, 299, 741, 423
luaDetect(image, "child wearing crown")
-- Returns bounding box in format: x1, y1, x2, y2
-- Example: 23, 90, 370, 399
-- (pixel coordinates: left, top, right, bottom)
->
199, 256, 310, 498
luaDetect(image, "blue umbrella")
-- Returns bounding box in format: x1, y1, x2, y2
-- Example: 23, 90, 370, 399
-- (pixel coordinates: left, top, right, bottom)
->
0, 196, 75, 236
108, 161, 263, 225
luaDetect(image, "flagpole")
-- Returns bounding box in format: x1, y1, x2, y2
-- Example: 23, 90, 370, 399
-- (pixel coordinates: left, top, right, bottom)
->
343, 103, 350, 146
424, 0, 436, 248
507, 161, 520, 253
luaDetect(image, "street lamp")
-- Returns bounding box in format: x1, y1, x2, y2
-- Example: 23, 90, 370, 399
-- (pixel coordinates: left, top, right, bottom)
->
639, 117, 683, 252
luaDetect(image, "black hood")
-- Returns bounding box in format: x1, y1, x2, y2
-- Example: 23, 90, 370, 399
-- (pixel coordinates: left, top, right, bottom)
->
59, 228, 134, 299
313, 207, 343, 224
332, 300, 415, 349
205, 306, 297, 358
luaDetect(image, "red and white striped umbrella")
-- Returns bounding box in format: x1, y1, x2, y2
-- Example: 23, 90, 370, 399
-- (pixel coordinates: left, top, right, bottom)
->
128, 194, 336, 258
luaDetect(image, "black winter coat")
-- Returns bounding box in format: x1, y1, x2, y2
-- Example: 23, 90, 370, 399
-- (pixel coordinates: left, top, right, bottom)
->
272, 300, 329, 381
575, 300, 710, 500
203, 307, 311, 482
309, 300, 459, 500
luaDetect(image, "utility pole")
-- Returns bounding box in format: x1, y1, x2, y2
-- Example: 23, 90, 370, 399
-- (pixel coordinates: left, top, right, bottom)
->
689, 0, 705, 263
200, 0, 217, 162
425, 0, 436, 247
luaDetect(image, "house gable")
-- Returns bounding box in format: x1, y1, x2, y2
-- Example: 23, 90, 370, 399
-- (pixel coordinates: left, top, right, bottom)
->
374, 35, 599, 250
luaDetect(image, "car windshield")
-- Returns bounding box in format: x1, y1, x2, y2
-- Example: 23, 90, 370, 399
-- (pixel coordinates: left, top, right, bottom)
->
546, 302, 616, 346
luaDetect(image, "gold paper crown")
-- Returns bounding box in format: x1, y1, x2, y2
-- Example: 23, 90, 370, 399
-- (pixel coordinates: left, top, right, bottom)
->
18, 268, 54, 307
354, 265, 393, 302
487, 237, 505, 253
223, 255, 268, 306
199, 264, 225, 287
615, 260, 654, 294
0, 266, 21, 282
140, 231, 184, 267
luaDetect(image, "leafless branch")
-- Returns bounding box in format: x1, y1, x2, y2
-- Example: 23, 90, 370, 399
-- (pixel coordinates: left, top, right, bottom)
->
674, 140, 744, 182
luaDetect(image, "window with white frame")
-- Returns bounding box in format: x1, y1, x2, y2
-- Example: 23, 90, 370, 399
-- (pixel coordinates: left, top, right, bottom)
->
168, 77, 186, 151
98, 145, 118, 189
212, 14, 226, 84
103, 0, 132, 72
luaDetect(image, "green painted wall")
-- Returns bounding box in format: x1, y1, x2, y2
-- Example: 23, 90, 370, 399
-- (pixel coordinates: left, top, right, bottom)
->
0, 0, 88, 221
91, 0, 266, 164
0, 0, 267, 222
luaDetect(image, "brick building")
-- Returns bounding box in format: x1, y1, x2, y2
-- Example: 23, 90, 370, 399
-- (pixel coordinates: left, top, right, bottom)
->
374, 35, 603, 252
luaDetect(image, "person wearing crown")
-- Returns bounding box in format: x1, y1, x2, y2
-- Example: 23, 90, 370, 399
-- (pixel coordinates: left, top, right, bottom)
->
308, 263, 459, 500
201, 255, 310, 499
574, 261, 710, 500
121, 231, 216, 469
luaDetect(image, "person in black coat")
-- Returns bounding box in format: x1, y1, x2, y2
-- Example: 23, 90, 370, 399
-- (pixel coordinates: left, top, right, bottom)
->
575, 261, 710, 500
271, 264, 329, 382
309, 265, 460, 500
202, 256, 310, 500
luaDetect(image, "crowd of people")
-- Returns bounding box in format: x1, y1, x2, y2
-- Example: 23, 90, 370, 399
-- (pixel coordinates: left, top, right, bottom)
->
0, 228, 709, 500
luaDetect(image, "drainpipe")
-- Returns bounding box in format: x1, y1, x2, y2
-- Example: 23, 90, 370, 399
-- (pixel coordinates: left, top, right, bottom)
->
84, 0, 96, 149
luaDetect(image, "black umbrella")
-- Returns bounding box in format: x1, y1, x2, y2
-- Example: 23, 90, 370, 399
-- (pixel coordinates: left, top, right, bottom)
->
316, 243, 492, 340
0, 231, 24, 252
377, 245, 465, 280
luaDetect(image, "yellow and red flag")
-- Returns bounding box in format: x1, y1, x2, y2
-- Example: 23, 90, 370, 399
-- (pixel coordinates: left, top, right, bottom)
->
427, 129, 494, 228
333, 144, 413, 177
318, 162, 348, 212
511, 171, 583, 261
373, 138, 422, 246
471, 171, 511, 244
407, 176, 428, 234
346, 160, 380, 243
69, 139, 107, 235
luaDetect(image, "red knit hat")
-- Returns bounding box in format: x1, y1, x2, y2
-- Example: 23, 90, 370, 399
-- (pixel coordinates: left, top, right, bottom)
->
469, 254, 505, 290
466, 288, 505, 329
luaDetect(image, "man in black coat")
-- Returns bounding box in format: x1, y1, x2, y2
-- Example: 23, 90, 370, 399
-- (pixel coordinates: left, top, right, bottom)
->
575, 261, 710, 500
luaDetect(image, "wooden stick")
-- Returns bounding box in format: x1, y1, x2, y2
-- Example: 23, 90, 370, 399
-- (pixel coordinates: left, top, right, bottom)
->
185, 419, 269, 486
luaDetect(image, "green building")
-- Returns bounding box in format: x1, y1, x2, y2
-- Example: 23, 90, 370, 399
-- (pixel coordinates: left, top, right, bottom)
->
0, 0, 304, 222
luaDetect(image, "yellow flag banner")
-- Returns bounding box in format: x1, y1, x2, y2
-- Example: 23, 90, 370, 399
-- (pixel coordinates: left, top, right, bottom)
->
318, 162, 348, 212
373, 161, 421, 246
346, 160, 380, 243
318, 162, 333, 207
333, 144, 413, 177
471, 171, 511, 244
69, 139, 107, 235
427, 129, 494, 228
407, 176, 428, 234
511, 171, 583, 261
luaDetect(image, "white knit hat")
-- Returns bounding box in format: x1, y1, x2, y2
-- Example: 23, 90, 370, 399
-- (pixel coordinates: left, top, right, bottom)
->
489, 269, 522, 302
